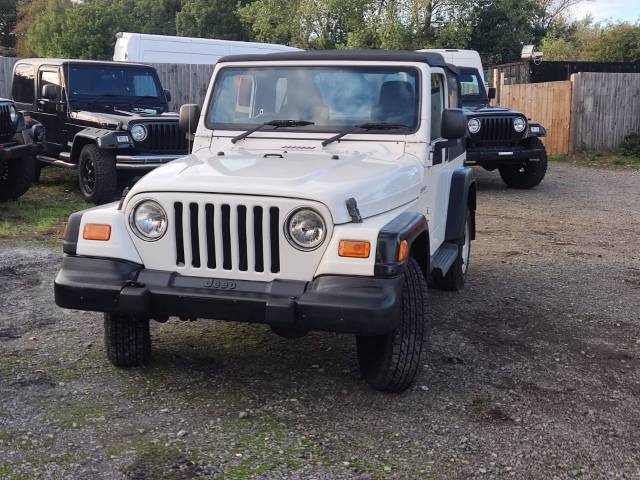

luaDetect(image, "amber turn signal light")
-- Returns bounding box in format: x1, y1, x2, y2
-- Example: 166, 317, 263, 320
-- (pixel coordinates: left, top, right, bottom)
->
397, 239, 409, 262
83, 224, 111, 241
338, 240, 371, 258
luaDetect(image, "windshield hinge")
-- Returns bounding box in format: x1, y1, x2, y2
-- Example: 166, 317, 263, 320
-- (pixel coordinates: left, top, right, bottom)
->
346, 197, 362, 223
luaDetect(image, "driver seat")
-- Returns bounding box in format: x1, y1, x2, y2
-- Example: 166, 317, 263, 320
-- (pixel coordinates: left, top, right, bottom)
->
372, 81, 416, 127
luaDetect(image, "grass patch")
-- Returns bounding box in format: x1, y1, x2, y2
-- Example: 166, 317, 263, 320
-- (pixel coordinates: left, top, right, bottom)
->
0, 168, 86, 248
47, 398, 109, 429
551, 151, 640, 169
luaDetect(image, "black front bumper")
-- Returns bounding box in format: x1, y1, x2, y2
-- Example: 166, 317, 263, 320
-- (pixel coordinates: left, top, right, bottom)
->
54, 256, 403, 336
0, 141, 38, 161
465, 145, 545, 168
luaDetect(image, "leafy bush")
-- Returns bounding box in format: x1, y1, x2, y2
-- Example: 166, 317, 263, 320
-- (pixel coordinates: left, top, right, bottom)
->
619, 133, 640, 157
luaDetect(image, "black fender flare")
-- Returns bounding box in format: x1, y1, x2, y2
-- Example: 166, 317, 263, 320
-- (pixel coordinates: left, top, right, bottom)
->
374, 212, 429, 277
445, 167, 476, 243
70, 128, 127, 162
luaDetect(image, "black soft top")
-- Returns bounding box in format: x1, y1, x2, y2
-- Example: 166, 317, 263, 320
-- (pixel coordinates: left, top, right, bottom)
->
219, 49, 448, 67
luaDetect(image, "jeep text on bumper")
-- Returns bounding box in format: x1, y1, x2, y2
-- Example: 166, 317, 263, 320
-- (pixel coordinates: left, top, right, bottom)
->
55, 256, 403, 336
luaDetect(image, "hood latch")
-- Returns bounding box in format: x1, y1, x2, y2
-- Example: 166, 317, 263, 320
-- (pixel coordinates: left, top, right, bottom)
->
346, 197, 362, 223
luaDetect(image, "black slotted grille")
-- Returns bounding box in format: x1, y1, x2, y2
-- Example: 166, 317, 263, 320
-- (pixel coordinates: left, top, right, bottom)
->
174, 201, 280, 274
135, 122, 189, 154
479, 116, 514, 142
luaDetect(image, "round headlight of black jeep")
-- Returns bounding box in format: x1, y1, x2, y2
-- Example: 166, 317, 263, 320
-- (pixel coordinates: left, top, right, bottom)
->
285, 208, 326, 251
130, 200, 167, 241
130, 124, 147, 142
513, 117, 526, 133
8, 104, 18, 124
468, 118, 481, 134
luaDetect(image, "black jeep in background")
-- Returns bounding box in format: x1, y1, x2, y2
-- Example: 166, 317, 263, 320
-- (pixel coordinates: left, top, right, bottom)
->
12, 59, 189, 204
0, 98, 42, 201
460, 67, 548, 189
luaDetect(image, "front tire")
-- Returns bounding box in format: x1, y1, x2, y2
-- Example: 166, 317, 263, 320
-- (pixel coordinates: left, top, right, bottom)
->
78, 144, 118, 204
0, 135, 35, 202
356, 258, 428, 392
104, 313, 151, 367
498, 137, 548, 189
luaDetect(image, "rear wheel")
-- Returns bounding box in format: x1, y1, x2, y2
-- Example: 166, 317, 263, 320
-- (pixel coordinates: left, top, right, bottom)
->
356, 258, 428, 392
78, 144, 117, 204
498, 137, 548, 189
104, 313, 151, 367
0, 135, 35, 202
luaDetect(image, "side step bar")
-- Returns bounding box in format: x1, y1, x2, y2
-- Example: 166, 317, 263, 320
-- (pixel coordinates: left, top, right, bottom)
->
430, 242, 459, 277
36, 154, 76, 168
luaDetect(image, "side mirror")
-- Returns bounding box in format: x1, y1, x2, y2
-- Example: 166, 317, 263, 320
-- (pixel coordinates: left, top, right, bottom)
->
179, 104, 200, 134
164, 89, 172, 102
41, 84, 60, 101
441, 109, 466, 140
487, 87, 497, 100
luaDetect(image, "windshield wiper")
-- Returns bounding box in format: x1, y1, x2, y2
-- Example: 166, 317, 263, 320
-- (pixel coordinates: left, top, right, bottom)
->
231, 119, 314, 144
321, 122, 409, 146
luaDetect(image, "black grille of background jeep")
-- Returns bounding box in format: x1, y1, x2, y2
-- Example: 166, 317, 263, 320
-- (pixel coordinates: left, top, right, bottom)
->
173, 202, 281, 274
478, 117, 517, 143
135, 122, 189, 154
0, 103, 16, 141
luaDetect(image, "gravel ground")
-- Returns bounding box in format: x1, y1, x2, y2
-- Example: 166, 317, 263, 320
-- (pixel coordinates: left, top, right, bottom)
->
1, 163, 639, 479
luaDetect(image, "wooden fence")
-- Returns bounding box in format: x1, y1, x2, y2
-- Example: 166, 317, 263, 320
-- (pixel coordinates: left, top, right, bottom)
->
0, 57, 212, 111
499, 80, 572, 155
497, 72, 640, 154
570, 72, 640, 152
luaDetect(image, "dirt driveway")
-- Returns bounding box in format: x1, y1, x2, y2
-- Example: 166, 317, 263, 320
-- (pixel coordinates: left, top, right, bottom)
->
1, 163, 639, 479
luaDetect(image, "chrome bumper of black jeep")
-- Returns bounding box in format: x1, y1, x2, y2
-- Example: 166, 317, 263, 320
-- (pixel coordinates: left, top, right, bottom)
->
54, 256, 403, 336
115, 154, 183, 170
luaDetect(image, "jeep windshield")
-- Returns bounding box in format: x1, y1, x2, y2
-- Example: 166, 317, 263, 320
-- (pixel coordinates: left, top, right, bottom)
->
206, 66, 420, 134
459, 68, 489, 110
67, 65, 166, 110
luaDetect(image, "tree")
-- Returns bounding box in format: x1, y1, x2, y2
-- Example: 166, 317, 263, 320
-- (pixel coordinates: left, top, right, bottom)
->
590, 22, 640, 62
15, 0, 48, 56
26, 0, 181, 59
466, 0, 541, 65
0, 0, 17, 55
177, 0, 250, 40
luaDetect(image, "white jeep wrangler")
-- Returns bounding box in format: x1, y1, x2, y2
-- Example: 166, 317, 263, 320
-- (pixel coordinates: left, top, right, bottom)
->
55, 50, 476, 392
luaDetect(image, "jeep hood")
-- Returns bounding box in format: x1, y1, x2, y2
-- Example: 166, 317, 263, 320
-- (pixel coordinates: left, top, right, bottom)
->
70, 110, 178, 129
126, 149, 422, 224
464, 106, 523, 116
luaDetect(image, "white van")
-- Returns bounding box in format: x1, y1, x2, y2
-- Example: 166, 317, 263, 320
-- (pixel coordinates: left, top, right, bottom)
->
113, 32, 302, 64
417, 49, 485, 83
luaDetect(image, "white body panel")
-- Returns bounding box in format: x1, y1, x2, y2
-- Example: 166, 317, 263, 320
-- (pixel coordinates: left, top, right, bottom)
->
418, 49, 484, 83
113, 32, 301, 65
78, 58, 465, 282
76, 203, 142, 264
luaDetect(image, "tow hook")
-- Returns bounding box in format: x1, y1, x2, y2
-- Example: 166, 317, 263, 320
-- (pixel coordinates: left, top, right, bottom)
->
118, 280, 150, 314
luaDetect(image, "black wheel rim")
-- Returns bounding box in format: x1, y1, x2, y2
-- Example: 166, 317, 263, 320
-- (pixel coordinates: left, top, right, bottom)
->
0, 159, 8, 182
80, 155, 96, 194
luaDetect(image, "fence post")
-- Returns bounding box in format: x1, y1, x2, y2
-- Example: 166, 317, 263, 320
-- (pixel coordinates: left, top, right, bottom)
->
569, 73, 579, 155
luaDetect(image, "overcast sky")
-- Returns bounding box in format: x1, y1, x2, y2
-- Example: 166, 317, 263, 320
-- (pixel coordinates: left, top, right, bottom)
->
570, 0, 640, 22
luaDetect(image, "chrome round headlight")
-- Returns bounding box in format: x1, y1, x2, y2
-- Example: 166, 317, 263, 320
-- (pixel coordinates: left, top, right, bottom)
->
285, 208, 326, 251
130, 200, 167, 241
468, 118, 481, 134
513, 117, 526, 133
130, 124, 147, 142
8, 105, 18, 124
